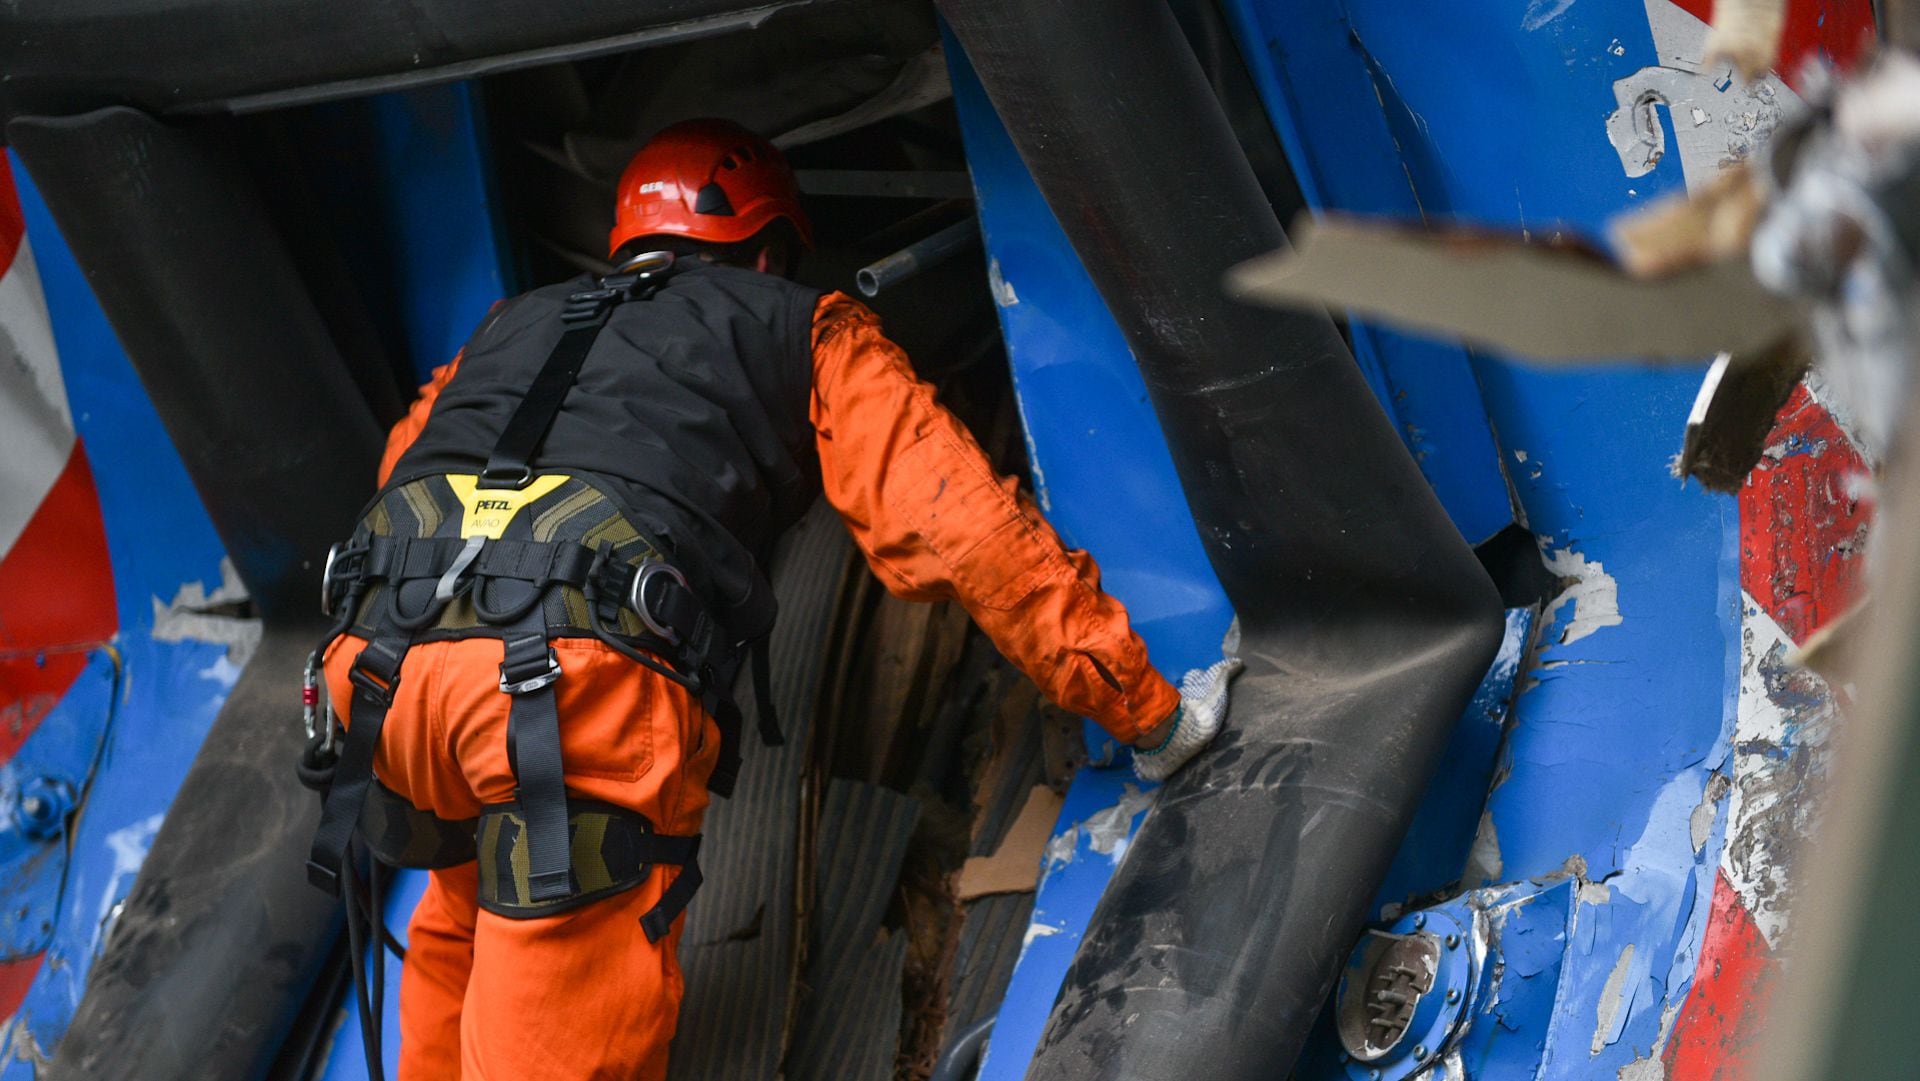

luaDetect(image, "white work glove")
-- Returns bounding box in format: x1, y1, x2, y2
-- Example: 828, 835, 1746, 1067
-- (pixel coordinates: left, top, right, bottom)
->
1132, 655, 1242, 782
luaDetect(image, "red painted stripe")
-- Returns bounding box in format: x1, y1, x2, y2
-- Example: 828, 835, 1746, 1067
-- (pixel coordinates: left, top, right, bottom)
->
0, 443, 116, 653
0, 953, 43, 1027
0, 157, 20, 279
0, 443, 116, 765
1737, 386, 1869, 645
1665, 873, 1775, 1080
0, 655, 89, 772
1663, 0, 1876, 87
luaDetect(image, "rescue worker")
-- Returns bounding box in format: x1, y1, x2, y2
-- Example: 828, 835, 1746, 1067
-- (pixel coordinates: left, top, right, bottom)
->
306, 118, 1237, 1080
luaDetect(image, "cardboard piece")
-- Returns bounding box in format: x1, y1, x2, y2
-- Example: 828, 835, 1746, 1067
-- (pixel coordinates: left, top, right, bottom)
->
1228, 214, 1804, 363
954, 785, 1065, 901
1611, 162, 1767, 278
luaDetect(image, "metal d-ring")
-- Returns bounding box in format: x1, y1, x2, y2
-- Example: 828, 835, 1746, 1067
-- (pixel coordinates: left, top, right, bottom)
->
321, 541, 346, 617
628, 559, 692, 646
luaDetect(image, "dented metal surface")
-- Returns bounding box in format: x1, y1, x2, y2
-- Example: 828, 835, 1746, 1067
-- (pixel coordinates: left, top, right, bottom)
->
1216, 0, 1869, 1077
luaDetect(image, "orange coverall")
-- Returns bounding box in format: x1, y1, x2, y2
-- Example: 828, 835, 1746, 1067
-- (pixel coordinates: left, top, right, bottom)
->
323, 292, 1178, 1080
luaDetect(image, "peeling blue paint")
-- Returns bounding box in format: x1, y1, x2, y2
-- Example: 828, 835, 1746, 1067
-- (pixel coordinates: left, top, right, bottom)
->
976, 768, 1154, 1080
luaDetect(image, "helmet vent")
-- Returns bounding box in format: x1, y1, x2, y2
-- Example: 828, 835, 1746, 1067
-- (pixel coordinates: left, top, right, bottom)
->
693, 182, 736, 216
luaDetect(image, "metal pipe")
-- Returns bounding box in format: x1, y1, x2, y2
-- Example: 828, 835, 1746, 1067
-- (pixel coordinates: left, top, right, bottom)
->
855, 218, 981, 297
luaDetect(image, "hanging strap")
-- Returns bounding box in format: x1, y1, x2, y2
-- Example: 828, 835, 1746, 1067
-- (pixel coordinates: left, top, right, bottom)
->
750, 638, 782, 747
500, 609, 573, 903
306, 635, 411, 894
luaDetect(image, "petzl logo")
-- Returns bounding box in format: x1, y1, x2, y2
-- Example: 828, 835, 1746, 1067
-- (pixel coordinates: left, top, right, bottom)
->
476, 499, 513, 511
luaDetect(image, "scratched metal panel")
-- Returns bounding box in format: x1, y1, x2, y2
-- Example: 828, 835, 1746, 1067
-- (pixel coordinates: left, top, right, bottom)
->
670, 499, 852, 1081
947, 891, 1034, 1032
788, 931, 909, 1081
787, 780, 919, 1081
802, 780, 920, 997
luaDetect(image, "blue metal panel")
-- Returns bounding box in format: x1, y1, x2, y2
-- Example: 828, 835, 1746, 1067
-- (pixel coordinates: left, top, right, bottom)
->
1369, 608, 1534, 917
299, 86, 513, 382
5, 160, 236, 1071
945, 32, 1243, 1080
0, 652, 115, 961
944, 36, 1234, 676
1216, 1, 1514, 546
1219, 2, 1741, 1075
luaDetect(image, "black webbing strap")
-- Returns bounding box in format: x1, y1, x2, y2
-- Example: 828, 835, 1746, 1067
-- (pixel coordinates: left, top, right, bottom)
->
641, 848, 704, 943
500, 610, 573, 903
706, 687, 744, 799
750, 639, 782, 747
307, 635, 410, 895
479, 285, 626, 490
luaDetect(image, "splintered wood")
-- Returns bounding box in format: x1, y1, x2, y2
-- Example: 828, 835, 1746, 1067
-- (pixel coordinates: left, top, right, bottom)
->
1705, 0, 1789, 81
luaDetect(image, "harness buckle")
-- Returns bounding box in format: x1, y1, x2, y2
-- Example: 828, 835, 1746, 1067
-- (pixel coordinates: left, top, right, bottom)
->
348, 664, 401, 706
477, 463, 534, 489
629, 559, 693, 646
434, 535, 488, 605
562, 286, 622, 324
499, 647, 562, 696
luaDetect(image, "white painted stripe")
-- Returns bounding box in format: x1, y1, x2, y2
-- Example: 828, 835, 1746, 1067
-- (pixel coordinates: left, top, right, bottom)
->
0, 241, 71, 430
1636, 0, 1796, 193
0, 237, 77, 559
1725, 593, 1835, 949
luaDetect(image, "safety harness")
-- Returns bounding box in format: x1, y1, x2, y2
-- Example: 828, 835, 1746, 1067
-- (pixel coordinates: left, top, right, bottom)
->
297, 253, 780, 1079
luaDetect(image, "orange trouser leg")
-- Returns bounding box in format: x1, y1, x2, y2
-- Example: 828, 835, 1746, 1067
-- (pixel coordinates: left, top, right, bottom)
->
460, 872, 689, 1081
398, 865, 479, 1080
325, 635, 719, 1081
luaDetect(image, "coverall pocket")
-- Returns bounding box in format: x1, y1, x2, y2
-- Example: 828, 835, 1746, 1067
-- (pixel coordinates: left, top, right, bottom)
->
884, 431, 1060, 611
540, 640, 658, 784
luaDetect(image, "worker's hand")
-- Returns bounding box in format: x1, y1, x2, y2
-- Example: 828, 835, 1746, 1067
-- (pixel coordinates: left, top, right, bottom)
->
1132, 656, 1242, 782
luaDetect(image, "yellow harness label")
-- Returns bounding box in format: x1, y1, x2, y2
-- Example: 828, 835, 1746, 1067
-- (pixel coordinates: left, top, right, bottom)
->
445, 474, 571, 539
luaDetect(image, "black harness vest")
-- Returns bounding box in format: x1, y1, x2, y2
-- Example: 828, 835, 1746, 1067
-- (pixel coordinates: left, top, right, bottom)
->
298, 258, 822, 1077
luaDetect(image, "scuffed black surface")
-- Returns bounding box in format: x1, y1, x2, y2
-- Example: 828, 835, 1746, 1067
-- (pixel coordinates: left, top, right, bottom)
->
11, 108, 382, 1080
0, 0, 816, 125
10, 108, 384, 621
47, 629, 342, 1081
936, 2, 1507, 1078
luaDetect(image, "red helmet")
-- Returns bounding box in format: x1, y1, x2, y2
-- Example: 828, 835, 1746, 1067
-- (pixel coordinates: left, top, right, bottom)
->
608, 119, 814, 258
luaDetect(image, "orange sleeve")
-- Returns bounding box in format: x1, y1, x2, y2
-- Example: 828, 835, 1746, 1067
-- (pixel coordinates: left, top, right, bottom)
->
809, 293, 1179, 743
376, 352, 465, 486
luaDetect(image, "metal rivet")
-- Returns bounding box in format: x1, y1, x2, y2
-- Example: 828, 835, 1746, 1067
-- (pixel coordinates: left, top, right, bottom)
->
1414, 1045, 1429, 1061
1447, 988, 1461, 1004
1413, 914, 1426, 929
1445, 933, 1460, 949
1369, 1070, 1382, 1080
